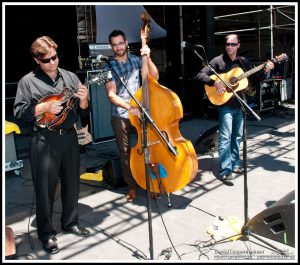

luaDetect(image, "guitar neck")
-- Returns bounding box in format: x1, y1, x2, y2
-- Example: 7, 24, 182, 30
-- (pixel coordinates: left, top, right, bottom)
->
237, 54, 286, 81
238, 63, 266, 81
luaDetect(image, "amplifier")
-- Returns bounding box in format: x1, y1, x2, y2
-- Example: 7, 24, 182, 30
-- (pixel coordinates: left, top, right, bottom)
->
87, 70, 115, 144
259, 80, 275, 112
273, 79, 287, 102
80, 43, 113, 58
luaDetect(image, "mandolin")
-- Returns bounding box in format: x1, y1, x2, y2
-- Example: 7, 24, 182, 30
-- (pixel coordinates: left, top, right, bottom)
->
35, 70, 111, 130
204, 53, 288, 106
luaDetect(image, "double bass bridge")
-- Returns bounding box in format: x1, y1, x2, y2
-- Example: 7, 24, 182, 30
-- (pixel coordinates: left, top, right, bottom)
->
147, 140, 161, 147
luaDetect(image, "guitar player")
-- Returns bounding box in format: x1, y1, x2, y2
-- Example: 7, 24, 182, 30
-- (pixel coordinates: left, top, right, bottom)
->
197, 33, 274, 183
14, 36, 90, 254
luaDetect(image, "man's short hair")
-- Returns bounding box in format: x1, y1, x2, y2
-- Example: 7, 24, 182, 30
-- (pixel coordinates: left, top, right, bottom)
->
108, 30, 127, 43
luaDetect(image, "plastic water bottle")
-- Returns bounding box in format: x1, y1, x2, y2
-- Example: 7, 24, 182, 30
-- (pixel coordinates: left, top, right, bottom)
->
213, 216, 223, 240
213, 217, 220, 231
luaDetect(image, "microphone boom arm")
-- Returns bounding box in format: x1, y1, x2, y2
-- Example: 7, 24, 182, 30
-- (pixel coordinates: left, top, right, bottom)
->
96, 54, 113, 62
107, 60, 178, 156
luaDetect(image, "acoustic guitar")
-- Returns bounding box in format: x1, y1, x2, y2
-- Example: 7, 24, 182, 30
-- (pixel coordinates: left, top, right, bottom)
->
204, 53, 288, 106
35, 70, 111, 130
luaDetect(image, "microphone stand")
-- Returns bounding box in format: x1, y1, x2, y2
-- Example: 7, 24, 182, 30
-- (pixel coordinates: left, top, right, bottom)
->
107, 60, 178, 260
190, 48, 285, 255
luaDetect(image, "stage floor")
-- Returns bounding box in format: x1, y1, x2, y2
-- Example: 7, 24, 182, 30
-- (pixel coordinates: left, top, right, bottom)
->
4, 103, 296, 261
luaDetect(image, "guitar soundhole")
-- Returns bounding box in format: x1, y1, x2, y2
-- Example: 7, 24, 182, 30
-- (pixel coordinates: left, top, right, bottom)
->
230, 77, 239, 90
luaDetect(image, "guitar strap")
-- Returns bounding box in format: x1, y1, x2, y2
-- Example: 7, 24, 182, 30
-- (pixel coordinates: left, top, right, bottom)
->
57, 68, 67, 89
58, 68, 80, 122
238, 56, 252, 74
59, 68, 80, 108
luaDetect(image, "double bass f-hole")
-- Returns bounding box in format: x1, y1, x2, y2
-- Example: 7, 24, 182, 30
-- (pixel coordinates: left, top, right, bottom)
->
161, 131, 169, 142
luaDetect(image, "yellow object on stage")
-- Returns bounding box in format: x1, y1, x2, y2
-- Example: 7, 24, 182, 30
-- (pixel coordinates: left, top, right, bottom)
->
5, 121, 22, 166
80, 170, 103, 182
5, 121, 21, 135
207, 216, 243, 241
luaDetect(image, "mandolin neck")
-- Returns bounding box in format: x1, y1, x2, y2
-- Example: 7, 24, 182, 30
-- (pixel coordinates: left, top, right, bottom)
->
61, 78, 96, 104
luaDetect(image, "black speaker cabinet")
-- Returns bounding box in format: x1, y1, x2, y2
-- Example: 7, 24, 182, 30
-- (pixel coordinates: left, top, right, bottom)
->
194, 125, 219, 155
259, 80, 275, 112
87, 70, 115, 144
248, 190, 295, 247
102, 158, 127, 189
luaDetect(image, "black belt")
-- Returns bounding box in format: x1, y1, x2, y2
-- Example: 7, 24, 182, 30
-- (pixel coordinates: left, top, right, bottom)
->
34, 127, 73, 135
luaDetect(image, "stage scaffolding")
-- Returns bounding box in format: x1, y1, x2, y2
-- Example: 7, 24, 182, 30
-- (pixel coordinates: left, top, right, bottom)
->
213, 5, 295, 60
213, 5, 295, 100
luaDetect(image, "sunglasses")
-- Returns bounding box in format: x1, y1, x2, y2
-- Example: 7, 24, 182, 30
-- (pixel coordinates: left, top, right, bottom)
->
225, 43, 239, 47
39, 54, 58, 64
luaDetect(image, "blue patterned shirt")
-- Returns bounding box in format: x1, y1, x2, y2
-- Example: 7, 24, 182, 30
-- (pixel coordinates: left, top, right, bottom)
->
104, 54, 142, 118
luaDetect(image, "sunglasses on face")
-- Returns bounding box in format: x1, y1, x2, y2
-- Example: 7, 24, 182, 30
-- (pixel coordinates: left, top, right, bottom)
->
39, 54, 58, 64
225, 43, 239, 47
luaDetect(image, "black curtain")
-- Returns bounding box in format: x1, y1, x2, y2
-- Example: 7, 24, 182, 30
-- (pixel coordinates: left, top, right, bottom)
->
5, 5, 79, 116
164, 6, 181, 98
5, 5, 78, 82
164, 5, 208, 117
182, 6, 209, 117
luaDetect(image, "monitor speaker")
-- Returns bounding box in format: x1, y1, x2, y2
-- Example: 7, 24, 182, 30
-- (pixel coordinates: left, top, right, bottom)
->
193, 125, 219, 155
248, 190, 295, 247
87, 70, 115, 144
102, 158, 127, 189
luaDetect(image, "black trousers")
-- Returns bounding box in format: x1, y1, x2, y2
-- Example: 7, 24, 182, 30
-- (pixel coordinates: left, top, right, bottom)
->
111, 116, 137, 190
30, 128, 80, 241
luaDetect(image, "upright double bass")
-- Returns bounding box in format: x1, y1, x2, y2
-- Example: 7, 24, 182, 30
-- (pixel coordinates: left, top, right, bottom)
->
129, 12, 198, 194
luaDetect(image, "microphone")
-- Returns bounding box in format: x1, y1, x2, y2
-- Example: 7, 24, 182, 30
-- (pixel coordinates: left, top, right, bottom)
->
96, 54, 113, 62
181, 41, 204, 50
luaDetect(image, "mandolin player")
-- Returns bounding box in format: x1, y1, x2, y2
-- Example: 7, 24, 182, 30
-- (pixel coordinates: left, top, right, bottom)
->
14, 36, 90, 254
197, 33, 274, 184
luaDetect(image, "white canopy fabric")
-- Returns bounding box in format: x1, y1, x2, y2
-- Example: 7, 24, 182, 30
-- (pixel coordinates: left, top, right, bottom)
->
95, 5, 167, 44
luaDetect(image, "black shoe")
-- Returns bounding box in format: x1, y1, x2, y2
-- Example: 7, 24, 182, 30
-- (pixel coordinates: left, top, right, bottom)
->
220, 174, 234, 186
42, 238, 59, 254
221, 174, 234, 181
232, 167, 244, 174
63, 225, 90, 237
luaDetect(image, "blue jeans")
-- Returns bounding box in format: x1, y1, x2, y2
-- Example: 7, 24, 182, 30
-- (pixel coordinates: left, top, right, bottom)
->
218, 106, 243, 176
